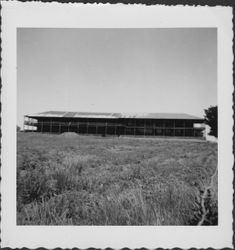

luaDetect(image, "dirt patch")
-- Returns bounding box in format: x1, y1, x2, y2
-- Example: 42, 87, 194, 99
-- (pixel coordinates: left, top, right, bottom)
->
59, 132, 79, 138
108, 145, 140, 153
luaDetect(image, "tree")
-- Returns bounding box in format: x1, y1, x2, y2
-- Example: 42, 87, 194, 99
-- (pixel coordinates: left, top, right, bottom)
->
204, 105, 218, 138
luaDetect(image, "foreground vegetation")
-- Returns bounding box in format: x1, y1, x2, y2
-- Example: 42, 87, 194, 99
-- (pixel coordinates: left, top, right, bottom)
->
17, 132, 218, 225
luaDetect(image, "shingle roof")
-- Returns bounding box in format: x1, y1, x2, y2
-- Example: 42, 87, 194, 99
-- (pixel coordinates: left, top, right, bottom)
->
26, 111, 204, 120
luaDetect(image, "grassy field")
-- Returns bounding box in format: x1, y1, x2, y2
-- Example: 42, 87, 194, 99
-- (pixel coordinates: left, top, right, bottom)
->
17, 132, 218, 225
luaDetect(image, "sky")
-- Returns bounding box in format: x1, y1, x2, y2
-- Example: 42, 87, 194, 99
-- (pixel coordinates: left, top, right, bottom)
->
17, 28, 217, 127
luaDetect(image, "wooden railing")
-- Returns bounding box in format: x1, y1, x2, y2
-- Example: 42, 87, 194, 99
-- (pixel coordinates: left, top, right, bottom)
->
24, 120, 205, 130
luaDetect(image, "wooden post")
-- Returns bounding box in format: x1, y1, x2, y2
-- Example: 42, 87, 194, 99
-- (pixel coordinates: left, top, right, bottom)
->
162, 120, 164, 136
144, 120, 146, 137
23, 122, 25, 132
33, 118, 35, 132
134, 120, 136, 136
59, 122, 61, 134
25, 118, 28, 130
23, 116, 25, 132
173, 120, 175, 136
41, 120, 43, 132
25, 118, 29, 130
28, 118, 30, 131
183, 120, 185, 136
105, 122, 107, 135
153, 122, 154, 136
50, 120, 52, 133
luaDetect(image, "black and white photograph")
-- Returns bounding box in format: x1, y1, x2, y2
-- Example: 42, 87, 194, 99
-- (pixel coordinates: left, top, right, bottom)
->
17, 27, 218, 226
1, 2, 233, 249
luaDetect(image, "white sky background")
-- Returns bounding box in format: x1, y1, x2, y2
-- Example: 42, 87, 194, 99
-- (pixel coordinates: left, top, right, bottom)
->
17, 28, 217, 127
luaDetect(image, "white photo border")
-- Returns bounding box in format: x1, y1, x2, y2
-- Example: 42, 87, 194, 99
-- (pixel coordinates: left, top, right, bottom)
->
1, 2, 233, 248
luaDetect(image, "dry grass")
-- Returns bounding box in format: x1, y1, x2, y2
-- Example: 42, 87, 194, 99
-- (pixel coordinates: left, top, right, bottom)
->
17, 132, 218, 225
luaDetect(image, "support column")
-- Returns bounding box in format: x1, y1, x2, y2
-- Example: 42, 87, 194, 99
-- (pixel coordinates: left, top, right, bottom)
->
41, 120, 44, 133
105, 122, 107, 135
134, 120, 136, 136
59, 122, 61, 134
173, 120, 175, 136
33, 118, 35, 132
162, 120, 165, 136
50, 120, 52, 133
23, 116, 26, 132
25, 117, 28, 131
144, 120, 146, 137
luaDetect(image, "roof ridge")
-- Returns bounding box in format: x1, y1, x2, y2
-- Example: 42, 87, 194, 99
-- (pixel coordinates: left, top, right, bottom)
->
26, 111, 204, 120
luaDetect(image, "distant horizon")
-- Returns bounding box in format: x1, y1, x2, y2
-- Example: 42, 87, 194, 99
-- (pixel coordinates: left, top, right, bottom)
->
17, 28, 217, 128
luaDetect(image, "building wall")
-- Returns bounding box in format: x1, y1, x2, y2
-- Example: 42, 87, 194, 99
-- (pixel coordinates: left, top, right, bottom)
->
24, 117, 205, 137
